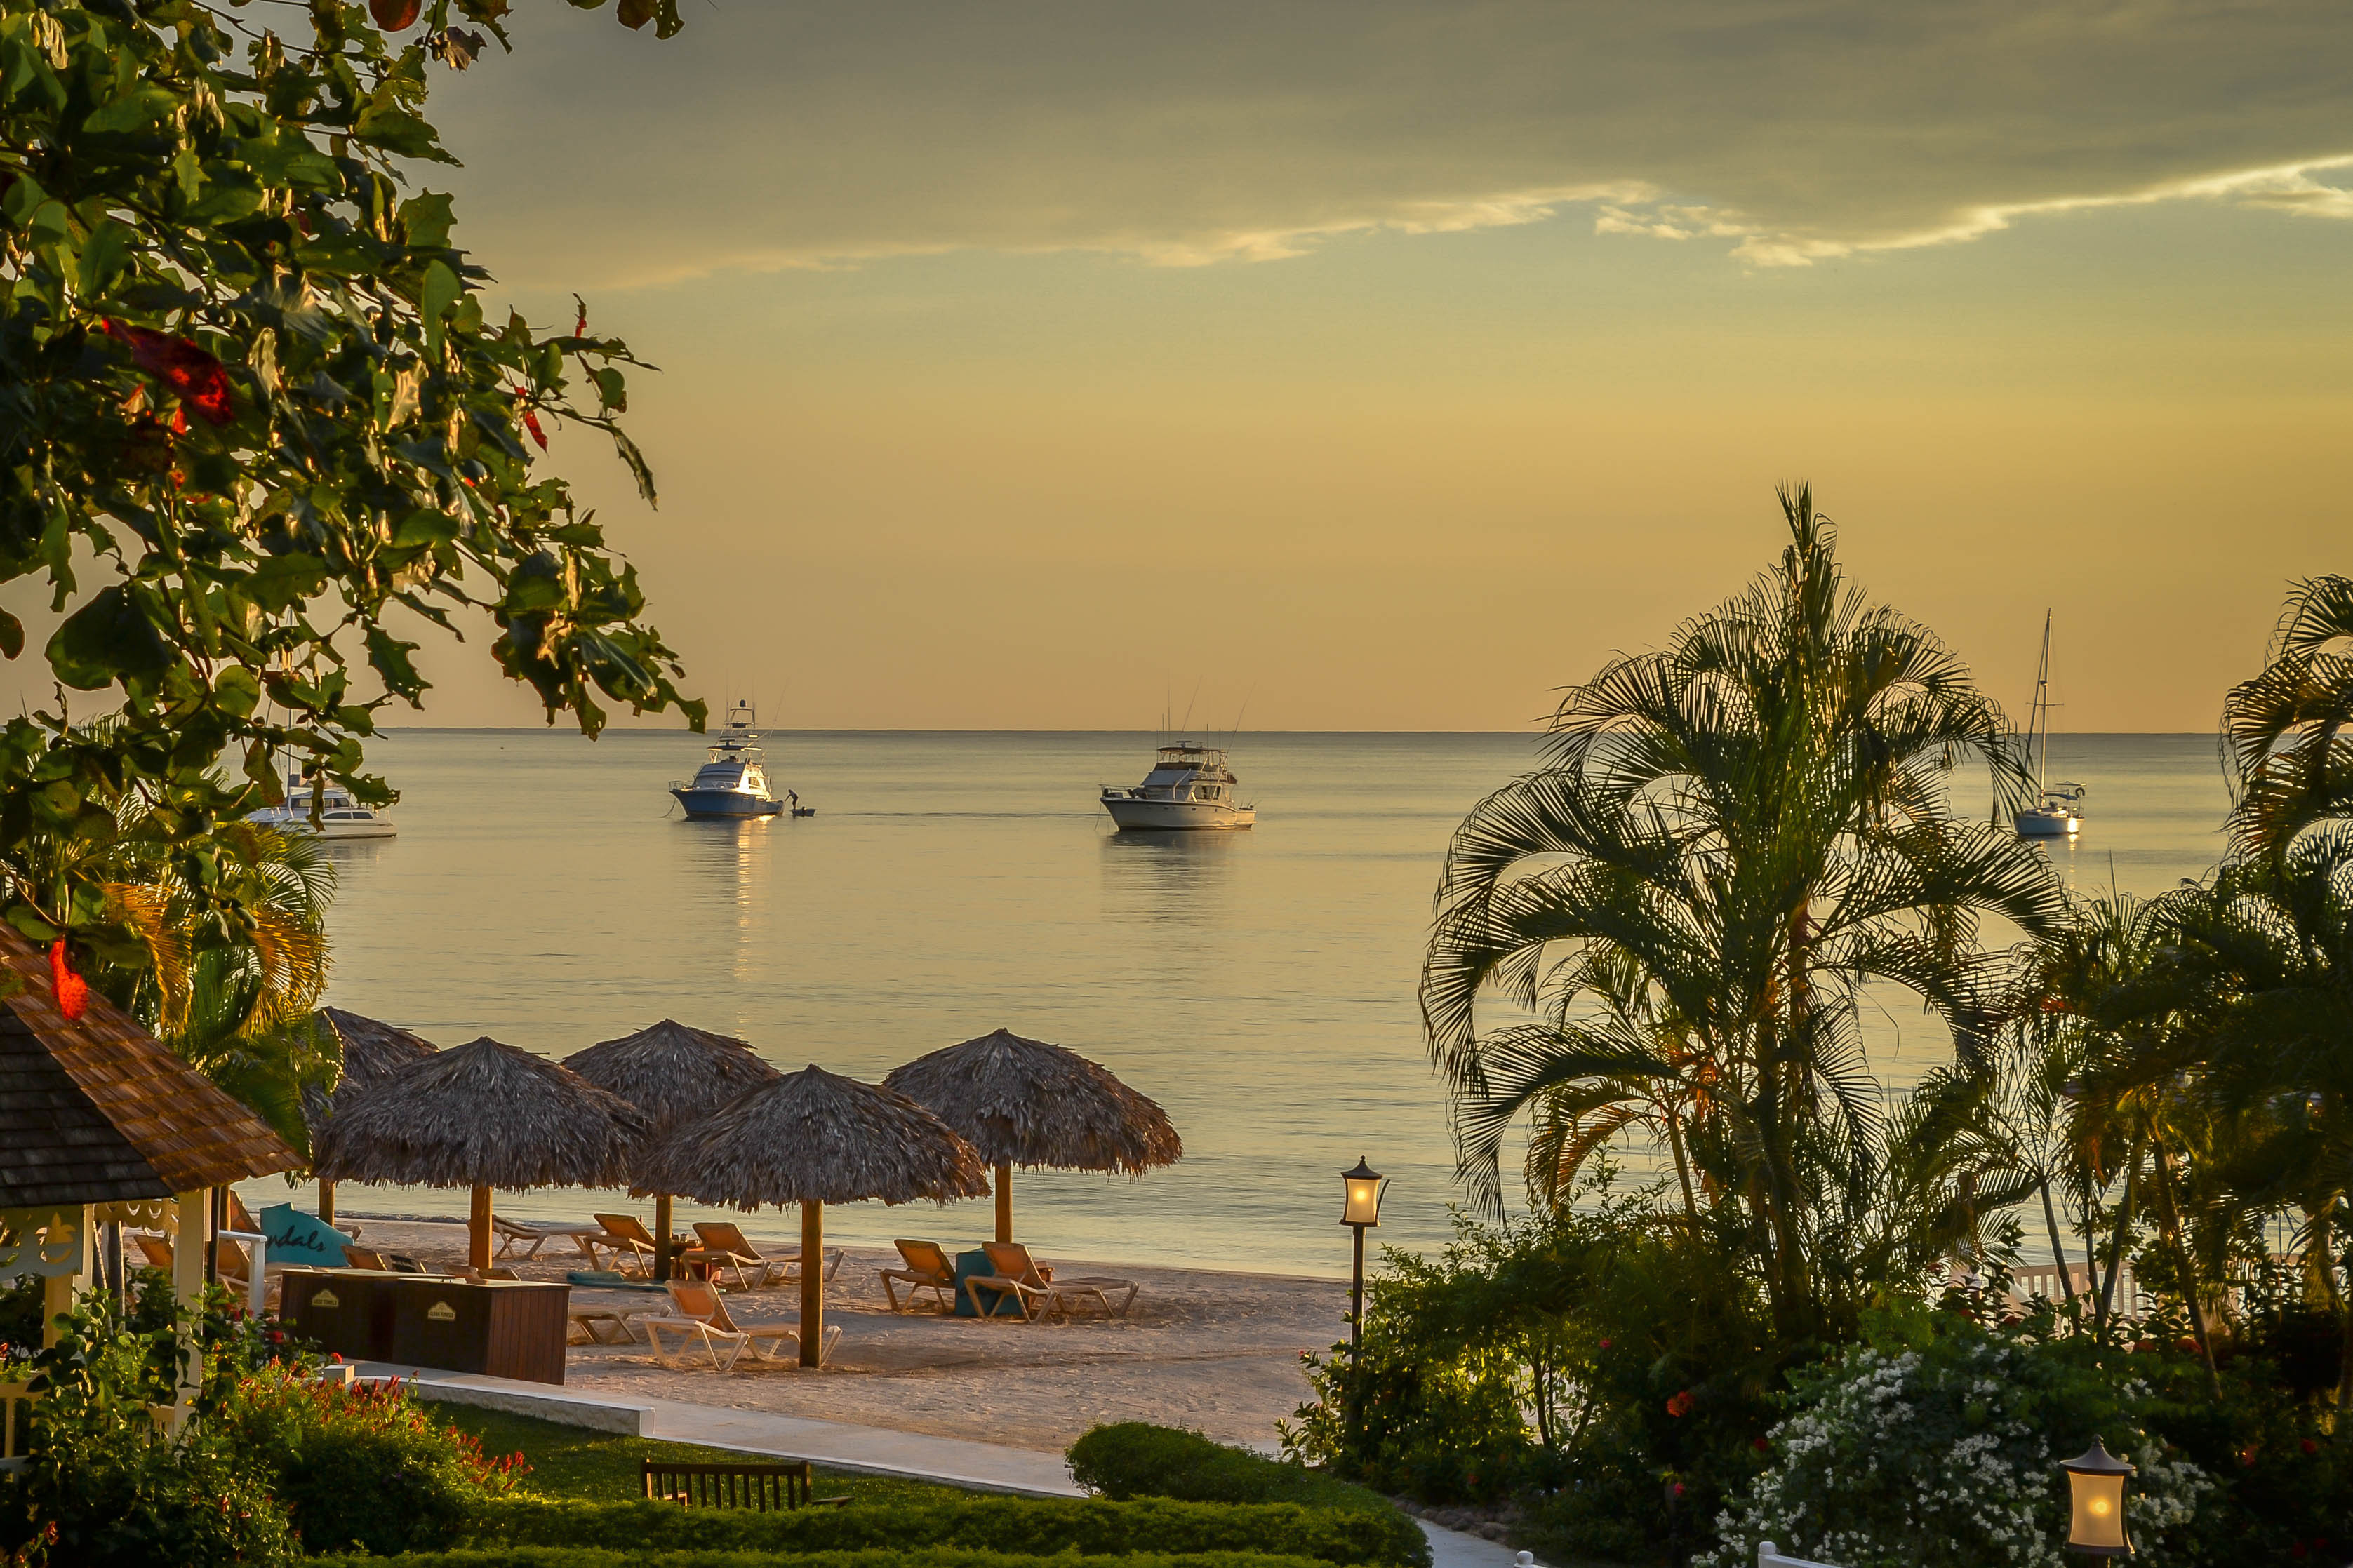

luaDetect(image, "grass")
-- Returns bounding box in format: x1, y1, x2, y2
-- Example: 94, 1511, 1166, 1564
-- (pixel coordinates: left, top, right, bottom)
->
436, 1405, 973, 1508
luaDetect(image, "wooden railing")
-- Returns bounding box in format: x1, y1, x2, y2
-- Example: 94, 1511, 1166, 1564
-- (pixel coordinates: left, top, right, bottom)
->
643, 1459, 818, 1511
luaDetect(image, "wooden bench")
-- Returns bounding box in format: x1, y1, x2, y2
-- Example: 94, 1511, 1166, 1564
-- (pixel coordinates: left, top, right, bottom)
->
641, 1458, 848, 1510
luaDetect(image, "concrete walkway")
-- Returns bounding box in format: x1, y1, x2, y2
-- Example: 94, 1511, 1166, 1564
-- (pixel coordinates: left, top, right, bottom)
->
358, 1361, 1531, 1567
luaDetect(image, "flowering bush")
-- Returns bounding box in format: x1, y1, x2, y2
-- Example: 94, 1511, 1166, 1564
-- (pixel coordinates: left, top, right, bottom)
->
1702, 1320, 2211, 1568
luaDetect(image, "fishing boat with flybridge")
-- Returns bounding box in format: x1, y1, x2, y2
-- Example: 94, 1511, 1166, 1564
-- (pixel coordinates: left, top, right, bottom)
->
1100, 742, 1256, 831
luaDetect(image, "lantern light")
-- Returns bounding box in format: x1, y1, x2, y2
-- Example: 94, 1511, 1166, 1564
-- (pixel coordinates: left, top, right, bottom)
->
1340, 1158, 1385, 1228
2060, 1438, 2135, 1557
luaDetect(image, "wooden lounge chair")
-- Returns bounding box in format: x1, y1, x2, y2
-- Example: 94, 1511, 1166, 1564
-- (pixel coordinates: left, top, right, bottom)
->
968, 1242, 1139, 1322
879, 1239, 957, 1313
342, 1246, 388, 1270
590, 1213, 665, 1278
640, 1280, 832, 1371
131, 1232, 174, 1271
493, 1215, 611, 1261
687, 1222, 791, 1289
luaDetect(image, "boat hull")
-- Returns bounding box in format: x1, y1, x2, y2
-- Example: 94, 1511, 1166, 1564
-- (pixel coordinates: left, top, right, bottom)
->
1102, 796, 1255, 831
673, 789, 784, 819
246, 811, 396, 840
2015, 809, 2079, 838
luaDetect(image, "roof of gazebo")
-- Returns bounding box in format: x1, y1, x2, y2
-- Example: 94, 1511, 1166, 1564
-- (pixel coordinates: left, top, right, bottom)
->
561, 1019, 779, 1157
0, 927, 296, 1207
883, 1027, 1181, 1175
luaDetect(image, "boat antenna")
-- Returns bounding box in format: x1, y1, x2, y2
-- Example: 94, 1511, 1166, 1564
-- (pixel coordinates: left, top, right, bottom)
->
1231, 679, 1258, 742
1178, 676, 1201, 739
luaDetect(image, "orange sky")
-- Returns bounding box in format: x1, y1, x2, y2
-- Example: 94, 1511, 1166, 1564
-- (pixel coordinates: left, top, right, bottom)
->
15, 2, 2352, 732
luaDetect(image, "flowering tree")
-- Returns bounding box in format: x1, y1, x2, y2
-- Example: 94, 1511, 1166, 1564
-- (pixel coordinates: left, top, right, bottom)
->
0, 0, 697, 980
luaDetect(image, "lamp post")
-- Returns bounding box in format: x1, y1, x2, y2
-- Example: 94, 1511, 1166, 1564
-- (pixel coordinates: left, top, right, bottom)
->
1340, 1158, 1384, 1348
2060, 1439, 2135, 1557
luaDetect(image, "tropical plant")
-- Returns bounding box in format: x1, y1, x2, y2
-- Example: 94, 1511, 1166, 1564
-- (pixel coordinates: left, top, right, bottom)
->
0, 0, 700, 996
1422, 485, 2067, 1337
2224, 574, 2353, 861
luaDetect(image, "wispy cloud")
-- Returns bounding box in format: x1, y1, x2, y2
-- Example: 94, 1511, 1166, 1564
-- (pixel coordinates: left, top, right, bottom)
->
433, 2, 2353, 289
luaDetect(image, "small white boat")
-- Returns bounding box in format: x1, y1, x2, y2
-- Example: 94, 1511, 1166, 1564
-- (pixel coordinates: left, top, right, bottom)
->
247, 771, 397, 840
1101, 743, 1255, 831
672, 702, 803, 819
2015, 611, 2084, 838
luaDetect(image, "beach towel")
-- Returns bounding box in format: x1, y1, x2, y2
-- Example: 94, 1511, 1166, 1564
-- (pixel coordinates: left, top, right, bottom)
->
256, 1203, 353, 1267
952, 1247, 1026, 1317
566, 1269, 669, 1294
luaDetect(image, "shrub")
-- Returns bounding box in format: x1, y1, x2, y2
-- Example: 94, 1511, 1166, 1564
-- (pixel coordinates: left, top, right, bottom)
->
1700, 1315, 2213, 1568
464, 1494, 1432, 1568
387, 1550, 1334, 1568
1067, 1423, 1392, 1515
215, 1367, 528, 1554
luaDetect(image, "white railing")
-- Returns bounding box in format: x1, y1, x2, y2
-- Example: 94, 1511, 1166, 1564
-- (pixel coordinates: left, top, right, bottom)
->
220, 1229, 270, 1317
1760, 1543, 1842, 1568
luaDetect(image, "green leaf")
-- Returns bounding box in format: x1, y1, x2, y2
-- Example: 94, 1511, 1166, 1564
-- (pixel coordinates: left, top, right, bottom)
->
420, 259, 460, 359
81, 84, 178, 135
352, 104, 445, 161
399, 191, 455, 249
213, 666, 262, 720
244, 554, 329, 612
76, 217, 133, 299
0, 609, 20, 659
46, 585, 175, 689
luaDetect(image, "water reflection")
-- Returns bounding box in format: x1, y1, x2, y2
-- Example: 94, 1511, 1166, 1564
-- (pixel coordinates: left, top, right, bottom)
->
1098, 827, 1240, 925
672, 815, 778, 981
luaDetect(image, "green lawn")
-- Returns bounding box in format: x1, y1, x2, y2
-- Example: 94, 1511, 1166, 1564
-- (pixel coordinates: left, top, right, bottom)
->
436, 1405, 974, 1508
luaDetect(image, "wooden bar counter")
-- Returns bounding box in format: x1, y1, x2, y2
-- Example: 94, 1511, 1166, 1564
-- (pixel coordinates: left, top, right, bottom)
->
280, 1270, 571, 1385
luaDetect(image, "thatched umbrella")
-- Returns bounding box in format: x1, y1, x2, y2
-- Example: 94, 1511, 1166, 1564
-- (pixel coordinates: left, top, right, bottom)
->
305, 1008, 439, 1229
884, 1027, 1181, 1245
561, 1019, 779, 1280
314, 1036, 649, 1271
640, 1065, 989, 1366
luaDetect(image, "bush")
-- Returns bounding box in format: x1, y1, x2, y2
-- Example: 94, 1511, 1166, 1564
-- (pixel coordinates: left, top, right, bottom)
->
1700, 1313, 2214, 1568
464, 1495, 1431, 1568
1068, 1423, 1392, 1515
386, 1550, 1334, 1568
215, 1368, 527, 1554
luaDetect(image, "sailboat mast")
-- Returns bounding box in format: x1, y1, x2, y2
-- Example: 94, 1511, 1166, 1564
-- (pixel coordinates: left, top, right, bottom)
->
2032, 610, 2053, 793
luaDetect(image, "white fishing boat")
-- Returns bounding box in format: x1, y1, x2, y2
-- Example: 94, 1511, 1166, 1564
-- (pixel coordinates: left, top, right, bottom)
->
2015, 611, 2084, 838
247, 772, 397, 840
672, 702, 806, 819
1100, 743, 1255, 831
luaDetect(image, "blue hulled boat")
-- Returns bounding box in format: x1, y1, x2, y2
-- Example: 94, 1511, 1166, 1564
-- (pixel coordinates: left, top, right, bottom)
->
671, 702, 802, 819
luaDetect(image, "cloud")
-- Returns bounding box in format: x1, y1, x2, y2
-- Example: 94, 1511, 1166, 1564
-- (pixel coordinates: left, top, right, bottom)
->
429, 1, 2353, 288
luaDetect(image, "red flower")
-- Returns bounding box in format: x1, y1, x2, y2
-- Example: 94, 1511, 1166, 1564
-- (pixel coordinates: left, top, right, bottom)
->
2174, 1336, 2199, 1353
1665, 1390, 1695, 1418
1671, 1482, 1685, 1498
48, 939, 88, 1021
100, 321, 234, 426
514, 389, 548, 450
1752, 1437, 1771, 1453
2302, 1438, 2319, 1454
1598, 1339, 1611, 1351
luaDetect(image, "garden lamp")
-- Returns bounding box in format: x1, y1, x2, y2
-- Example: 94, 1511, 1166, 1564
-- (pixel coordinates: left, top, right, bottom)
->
1340, 1158, 1384, 1349
2060, 1439, 2135, 1556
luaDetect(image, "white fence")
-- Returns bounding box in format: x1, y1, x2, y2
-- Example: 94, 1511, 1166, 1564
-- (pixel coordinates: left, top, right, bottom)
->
1759, 1543, 1841, 1568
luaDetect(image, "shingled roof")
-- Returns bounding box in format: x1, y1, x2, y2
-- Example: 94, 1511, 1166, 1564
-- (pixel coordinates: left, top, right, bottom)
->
0, 925, 298, 1208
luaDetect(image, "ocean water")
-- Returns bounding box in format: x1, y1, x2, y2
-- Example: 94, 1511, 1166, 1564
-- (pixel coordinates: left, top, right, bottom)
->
242, 730, 2234, 1277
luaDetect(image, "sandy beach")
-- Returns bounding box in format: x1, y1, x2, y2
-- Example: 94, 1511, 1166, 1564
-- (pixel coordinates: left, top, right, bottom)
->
321, 1217, 1347, 1453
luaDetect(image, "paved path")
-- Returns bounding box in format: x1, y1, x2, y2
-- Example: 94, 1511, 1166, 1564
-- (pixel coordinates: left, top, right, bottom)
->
357, 1361, 1531, 1566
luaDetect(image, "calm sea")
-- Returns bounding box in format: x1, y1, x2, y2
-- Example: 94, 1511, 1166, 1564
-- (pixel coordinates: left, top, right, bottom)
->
240, 731, 2233, 1277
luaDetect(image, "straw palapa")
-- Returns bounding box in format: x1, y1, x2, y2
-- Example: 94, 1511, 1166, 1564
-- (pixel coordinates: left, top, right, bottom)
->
639, 1064, 989, 1209
882, 1027, 1181, 1175
302, 1007, 437, 1139
561, 1018, 778, 1157
313, 1035, 647, 1190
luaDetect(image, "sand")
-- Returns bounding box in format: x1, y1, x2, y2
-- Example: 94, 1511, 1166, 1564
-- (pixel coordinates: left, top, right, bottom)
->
328, 1217, 1349, 1454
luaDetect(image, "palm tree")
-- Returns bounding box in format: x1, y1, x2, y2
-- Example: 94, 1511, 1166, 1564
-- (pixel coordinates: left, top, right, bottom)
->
1424, 485, 2067, 1336
2225, 574, 2353, 861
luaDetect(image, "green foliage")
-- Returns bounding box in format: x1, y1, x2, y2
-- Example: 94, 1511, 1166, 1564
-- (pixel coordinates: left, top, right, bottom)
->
382, 1550, 1335, 1568
0, 0, 700, 989
1067, 1423, 1395, 1518
213, 1365, 526, 1554
462, 1495, 1429, 1568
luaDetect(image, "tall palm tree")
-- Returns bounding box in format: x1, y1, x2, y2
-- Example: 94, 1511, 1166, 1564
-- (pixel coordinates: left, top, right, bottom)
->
1424, 485, 2067, 1336
2225, 574, 2353, 862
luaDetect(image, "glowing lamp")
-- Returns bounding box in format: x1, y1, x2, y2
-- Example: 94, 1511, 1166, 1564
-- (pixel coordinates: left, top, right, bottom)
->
1340, 1159, 1385, 1228
2060, 1438, 2135, 1556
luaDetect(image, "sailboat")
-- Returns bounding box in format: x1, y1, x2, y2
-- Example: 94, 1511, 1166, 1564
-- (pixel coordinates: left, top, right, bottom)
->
2015, 610, 2085, 838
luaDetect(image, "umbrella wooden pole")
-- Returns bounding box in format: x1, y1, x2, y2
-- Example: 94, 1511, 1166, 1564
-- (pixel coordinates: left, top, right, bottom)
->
653, 1194, 674, 1281
317, 1179, 335, 1228
469, 1185, 493, 1272
800, 1200, 824, 1368
994, 1161, 1013, 1245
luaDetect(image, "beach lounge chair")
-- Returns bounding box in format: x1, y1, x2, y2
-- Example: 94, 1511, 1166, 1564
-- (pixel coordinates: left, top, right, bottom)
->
641, 1280, 838, 1371
342, 1246, 389, 1270
131, 1232, 174, 1272
493, 1215, 611, 1261
590, 1213, 665, 1278
968, 1242, 1139, 1322
686, 1222, 791, 1289
879, 1239, 957, 1313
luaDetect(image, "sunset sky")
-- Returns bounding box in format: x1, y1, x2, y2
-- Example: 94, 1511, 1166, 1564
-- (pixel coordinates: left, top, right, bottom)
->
78, 4, 2353, 731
